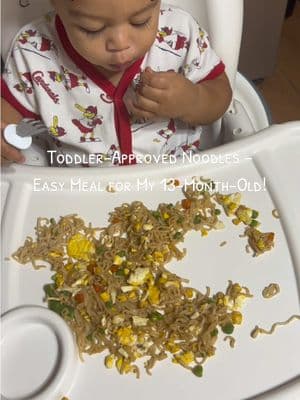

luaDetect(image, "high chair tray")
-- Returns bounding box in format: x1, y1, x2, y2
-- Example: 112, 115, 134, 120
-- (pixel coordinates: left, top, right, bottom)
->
1, 122, 300, 400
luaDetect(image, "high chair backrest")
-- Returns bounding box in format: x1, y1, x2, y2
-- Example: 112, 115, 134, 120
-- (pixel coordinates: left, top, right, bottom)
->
1, 0, 243, 89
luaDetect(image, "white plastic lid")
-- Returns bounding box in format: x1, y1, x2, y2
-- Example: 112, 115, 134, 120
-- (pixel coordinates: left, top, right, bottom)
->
1, 306, 78, 400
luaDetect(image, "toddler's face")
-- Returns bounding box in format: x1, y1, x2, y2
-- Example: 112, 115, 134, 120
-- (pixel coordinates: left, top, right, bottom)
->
52, 0, 160, 76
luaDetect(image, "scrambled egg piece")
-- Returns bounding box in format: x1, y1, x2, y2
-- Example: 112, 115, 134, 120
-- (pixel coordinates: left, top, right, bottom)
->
128, 267, 150, 286
117, 327, 136, 346
67, 234, 95, 261
217, 193, 241, 216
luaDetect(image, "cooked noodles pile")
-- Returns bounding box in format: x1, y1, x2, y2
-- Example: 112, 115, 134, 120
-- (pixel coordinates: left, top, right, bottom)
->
13, 182, 272, 377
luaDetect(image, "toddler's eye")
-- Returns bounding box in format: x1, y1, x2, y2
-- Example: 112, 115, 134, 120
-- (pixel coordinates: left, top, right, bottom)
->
131, 17, 151, 28
79, 26, 105, 36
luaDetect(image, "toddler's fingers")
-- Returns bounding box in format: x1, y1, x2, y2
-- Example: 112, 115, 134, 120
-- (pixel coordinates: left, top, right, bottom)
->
134, 93, 159, 114
129, 102, 156, 121
139, 84, 163, 103
1, 139, 25, 164
141, 68, 169, 89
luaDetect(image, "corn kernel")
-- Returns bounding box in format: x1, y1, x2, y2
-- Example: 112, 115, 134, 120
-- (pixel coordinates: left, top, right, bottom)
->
113, 255, 124, 266
201, 229, 208, 237
128, 291, 137, 300
105, 354, 115, 369
54, 273, 64, 288
94, 266, 102, 275
165, 281, 180, 288
163, 212, 170, 220
116, 357, 123, 372
257, 239, 265, 250
232, 218, 241, 225
117, 294, 128, 302
100, 292, 110, 302
231, 311, 243, 325
176, 351, 194, 366
217, 298, 224, 306
148, 286, 160, 305
153, 251, 164, 263
166, 342, 180, 353
228, 202, 238, 213
134, 223, 142, 232
158, 276, 168, 284
64, 263, 74, 271
49, 251, 62, 258
185, 288, 194, 298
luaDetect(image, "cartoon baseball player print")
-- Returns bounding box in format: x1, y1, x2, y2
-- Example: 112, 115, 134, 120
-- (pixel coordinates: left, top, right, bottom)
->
197, 28, 208, 53
156, 27, 189, 56
48, 66, 90, 92
14, 72, 34, 94
72, 104, 103, 142
17, 29, 57, 57
49, 116, 67, 137
157, 119, 176, 140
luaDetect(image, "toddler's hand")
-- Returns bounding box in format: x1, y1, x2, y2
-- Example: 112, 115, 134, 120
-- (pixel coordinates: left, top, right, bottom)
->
129, 67, 197, 122
1, 122, 25, 165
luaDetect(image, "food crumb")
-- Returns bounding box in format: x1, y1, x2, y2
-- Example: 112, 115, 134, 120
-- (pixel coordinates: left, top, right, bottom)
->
220, 241, 227, 247
272, 209, 280, 219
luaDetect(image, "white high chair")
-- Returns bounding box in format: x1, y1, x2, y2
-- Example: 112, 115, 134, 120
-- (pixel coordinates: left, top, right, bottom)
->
1, 3, 300, 400
1, 0, 271, 164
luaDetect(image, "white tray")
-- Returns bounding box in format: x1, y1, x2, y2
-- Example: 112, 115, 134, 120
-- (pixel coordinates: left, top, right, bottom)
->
1, 122, 300, 400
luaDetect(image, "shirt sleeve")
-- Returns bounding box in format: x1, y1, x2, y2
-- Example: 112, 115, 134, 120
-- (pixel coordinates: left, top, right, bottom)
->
1, 31, 39, 118
182, 17, 225, 84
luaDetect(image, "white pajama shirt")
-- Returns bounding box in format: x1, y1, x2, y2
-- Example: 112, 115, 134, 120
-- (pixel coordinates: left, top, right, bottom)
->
2, 3, 225, 166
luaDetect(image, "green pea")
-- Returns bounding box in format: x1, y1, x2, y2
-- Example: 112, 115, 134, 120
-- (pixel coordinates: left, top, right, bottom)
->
50, 218, 56, 224
105, 301, 113, 309
192, 365, 203, 377
44, 284, 56, 298
176, 217, 184, 224
214, 209, 221, 216
48, 300, 74, 319
152, 211, 161, 219
173, 232, 182, 240
193, 215, 202, 224
149, 311, 164, 321
211, 328, 218, 337
96, 246, 105, 255
252, 210, 259, 219
250, 219, 260, 228
221, 322, 234, 335
207, 298, 215, 304
115, 268, 126, 277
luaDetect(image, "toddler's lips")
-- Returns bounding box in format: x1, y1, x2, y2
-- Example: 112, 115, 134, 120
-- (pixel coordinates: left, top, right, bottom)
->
109, 61, 134, 71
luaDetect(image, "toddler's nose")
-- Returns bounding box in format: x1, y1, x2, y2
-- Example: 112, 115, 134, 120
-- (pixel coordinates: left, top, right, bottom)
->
106, 30, 133, 59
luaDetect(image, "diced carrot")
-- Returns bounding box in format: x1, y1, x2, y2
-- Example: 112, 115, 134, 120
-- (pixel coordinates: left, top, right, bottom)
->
74, 292, 85, 303
181, 199, 192, 209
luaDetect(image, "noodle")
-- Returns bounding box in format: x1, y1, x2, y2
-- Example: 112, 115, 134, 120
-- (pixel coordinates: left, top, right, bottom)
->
272, 209, 280, 219
262, 283, 280, 299
12, 181, 273, 378
224, 336, 236, 348
251, 315, 300, 338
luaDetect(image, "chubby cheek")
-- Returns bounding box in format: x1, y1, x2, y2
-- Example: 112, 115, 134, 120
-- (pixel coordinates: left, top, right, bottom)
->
68, 32, 105, 64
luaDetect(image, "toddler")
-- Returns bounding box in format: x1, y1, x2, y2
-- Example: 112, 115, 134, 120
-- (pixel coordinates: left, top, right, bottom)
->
1, 0, 232, 166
